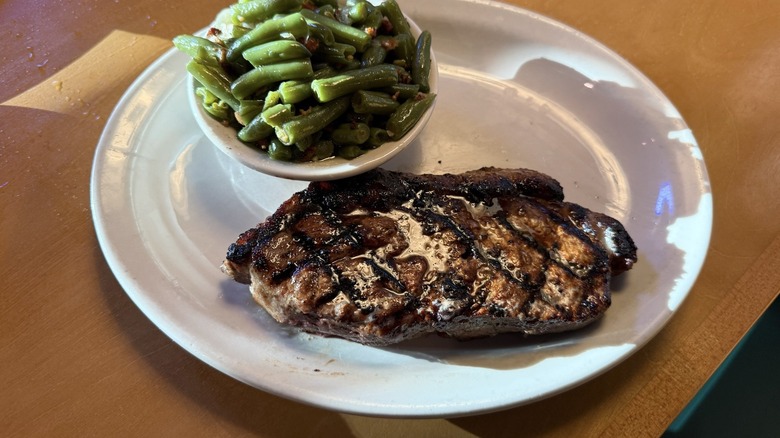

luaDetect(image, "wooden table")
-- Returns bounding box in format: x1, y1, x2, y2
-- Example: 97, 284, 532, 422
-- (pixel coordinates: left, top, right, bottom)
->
3, 1, 779, 436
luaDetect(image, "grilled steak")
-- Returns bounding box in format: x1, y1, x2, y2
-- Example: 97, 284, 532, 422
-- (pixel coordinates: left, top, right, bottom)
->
222, 167, 637, 346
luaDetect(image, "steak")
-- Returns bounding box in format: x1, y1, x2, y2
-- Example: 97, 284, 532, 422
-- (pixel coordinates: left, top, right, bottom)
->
222, 167, 637, 346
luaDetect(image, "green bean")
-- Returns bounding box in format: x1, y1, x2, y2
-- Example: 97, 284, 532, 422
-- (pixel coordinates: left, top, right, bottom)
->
332, 42, 357, 58
275, 96, 350, 145
351, 90, 399, 115
196, 87, 232, 119
372, 35, 412, 66
194, 53, 234, 85
368, 127, 390, 146
340, 59, 362, 71
236, 99, 264, 125
315, 42, 357, 64
306, 20, 335, 46
238, 113, 274, 142
313, 48, 346, 65
313, 66, 337, 79
312, 139, 335, 160
311, 64, 398, 102
225, 56, 253, 78
231, 0, 303, 24
278, 80, 312, 104
361, 8, 382, 35
412, 30, 432, 92
262, 90, 281, 110
227, 13, 309, 62
379, 0, 411, 37
337, 1, 368, 25
348, 111, 373, 125
314, 140, 335, 160
337, 144, 364, 159
195, 86, 216, 104
383, 83, 419, 100
386, 93, 436, 139
268, 138, 294, 161
186, 60, 240, 111
242, 40, 311, 66
300, 9, 371, 52
367, 127, 390, 148
293, 134, 313, 152
360, 44, 386, 68
278, 67, 335, 104
231, 59, 313, 99
315, 4, 336, 19
173, 35, 224, 67
260, 103, 294, 127
347, 1, 369, 23
331, 122, 370, 145
393, 33, 415, 66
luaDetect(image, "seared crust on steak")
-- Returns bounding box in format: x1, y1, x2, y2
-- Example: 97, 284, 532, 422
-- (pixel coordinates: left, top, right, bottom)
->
222, 167, 637, 346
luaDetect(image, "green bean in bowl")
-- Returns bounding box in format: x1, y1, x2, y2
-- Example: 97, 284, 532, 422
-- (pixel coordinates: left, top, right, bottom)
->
174, 0, 438, 181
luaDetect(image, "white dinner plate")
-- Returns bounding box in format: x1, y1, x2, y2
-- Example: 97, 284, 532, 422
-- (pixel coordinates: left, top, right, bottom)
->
91, 0, 711, 418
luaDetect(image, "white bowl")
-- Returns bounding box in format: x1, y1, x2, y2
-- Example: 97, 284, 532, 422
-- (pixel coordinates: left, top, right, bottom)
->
188, 14, 438, 181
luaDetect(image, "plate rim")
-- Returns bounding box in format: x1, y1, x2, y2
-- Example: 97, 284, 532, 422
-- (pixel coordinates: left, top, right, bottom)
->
91, 0, 712, 418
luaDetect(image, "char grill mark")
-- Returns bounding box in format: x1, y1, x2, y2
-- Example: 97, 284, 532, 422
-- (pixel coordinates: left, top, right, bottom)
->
222, 167, 637, 345
552, 201, 637, 275
419, 191, 610, 321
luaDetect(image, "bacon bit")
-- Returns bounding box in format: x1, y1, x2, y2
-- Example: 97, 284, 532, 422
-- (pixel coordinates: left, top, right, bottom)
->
392, 59, 408, 69
301, 0, 316, 10
364, 27, 377, 38
391, 91, 400, 101
380, 37, 398, 50
206, 28, 229, 60
299, 107, 313, 116
380, 16, 393, 34
397, 68, 412, 84
301, 37, 319, 53
414, 92, 427, 101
